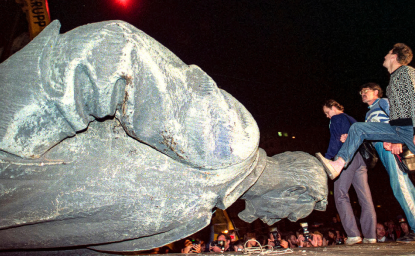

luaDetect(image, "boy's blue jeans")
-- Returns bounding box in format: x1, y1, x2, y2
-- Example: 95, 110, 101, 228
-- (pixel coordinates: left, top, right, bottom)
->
337, 122, 415, 165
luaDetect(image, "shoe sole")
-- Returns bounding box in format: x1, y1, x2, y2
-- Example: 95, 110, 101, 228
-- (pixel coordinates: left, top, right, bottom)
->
346, 241, 362, 245
315, 152, 338, 180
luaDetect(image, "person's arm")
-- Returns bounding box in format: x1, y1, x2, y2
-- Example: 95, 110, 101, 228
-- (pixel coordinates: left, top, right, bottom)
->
379, 98, 391, 117
280, 239, 288, 248
396, 68, 415, 136
377, 98, 402, 153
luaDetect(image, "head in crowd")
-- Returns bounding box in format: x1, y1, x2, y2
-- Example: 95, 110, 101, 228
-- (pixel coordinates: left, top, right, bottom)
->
328, 229, 336, 239
218, 233, 231, 247
401, 222, 410, 234
228, 230, 238, 242
376, 223, 386, 239
286, 232, 297, 247
392, 43, 413, 65
209, 233, 231, 252
399, 219, 410, 235
233, 239, 244, 252
313, 231, 324, 247
159, 246, 171, 254
256, 234, 268, 246
245, 232, 258, 247
387, 220, 396, 230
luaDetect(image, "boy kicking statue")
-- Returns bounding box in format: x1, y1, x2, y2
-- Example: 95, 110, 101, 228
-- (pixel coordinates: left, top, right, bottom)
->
317, 43, 415, 243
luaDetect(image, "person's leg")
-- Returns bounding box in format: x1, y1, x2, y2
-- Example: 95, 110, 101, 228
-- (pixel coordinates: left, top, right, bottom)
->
337, 122, 403, 165
375, 142, 415, 232
317, 122, 404, 179
351, 153, 376, 240
334, 156, 361, 238
396, 126, 415, 155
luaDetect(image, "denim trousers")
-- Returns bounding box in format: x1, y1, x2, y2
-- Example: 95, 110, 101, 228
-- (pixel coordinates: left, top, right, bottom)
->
337, 123, 415, 165
334, 153, 376, 238
374, 142, 415, 232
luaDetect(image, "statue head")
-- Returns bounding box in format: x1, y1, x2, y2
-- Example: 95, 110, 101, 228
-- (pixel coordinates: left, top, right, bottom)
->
239, 151, 328, 225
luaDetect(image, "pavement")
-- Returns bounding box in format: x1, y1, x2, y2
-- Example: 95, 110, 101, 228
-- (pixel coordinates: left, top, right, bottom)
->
2, 242, 415, 255
282, 242, 415, 255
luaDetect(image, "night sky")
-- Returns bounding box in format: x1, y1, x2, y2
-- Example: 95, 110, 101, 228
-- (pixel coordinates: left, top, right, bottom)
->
2, 0, 415, 227
47, 1, 415, 141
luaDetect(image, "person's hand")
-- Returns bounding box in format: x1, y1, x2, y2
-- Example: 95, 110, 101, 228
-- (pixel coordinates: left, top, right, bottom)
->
413, 135, 415, 148
340, 134, 348, 143
390, 143, 403, 155
383, 142, 392, 151
310, 235, 318, 247
280, 239, 288, 249
209, 244, 223, 253
297, 234, 305, 247
323, 238, 328, 247
182, 240, 193, 253
268, 233, 275, 247
192, 244, 202, 253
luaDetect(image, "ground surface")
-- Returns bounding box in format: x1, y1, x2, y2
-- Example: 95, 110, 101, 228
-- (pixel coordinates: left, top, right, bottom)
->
2, 242, 415, 255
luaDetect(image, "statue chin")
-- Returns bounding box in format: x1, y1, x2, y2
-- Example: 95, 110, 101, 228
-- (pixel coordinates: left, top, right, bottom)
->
0, 20, 327, 252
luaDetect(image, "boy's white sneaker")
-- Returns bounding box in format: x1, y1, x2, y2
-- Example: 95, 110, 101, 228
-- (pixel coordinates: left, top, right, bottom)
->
345, 236, 362, 245
363, 238, 376, 244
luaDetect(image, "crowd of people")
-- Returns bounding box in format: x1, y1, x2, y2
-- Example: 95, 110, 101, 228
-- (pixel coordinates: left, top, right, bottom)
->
159, 215, 412, 253
317, 43, 415, 244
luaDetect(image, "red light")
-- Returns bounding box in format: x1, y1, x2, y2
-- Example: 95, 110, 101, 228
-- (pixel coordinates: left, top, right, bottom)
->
109, 0, 144, 14
45, 0, 51, 18
115, 0, 129, 7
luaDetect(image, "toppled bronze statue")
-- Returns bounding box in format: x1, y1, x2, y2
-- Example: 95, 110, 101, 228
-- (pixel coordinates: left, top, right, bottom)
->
0, 20, 327, 252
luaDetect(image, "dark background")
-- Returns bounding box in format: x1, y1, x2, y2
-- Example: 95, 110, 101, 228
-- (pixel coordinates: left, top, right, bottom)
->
2, 0, 415, 234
